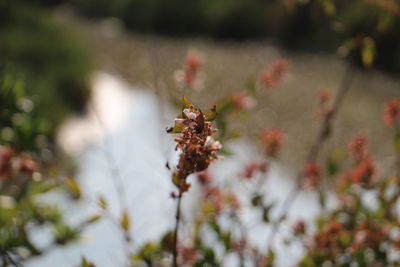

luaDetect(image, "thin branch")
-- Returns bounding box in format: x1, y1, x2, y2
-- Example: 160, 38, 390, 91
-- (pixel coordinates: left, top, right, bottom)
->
172, 192, 183, 267
90, 103, 132, 266
265, 64, 356, 249
0, 248, 24, 267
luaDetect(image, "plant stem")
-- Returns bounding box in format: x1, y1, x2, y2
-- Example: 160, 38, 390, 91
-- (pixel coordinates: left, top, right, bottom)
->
172, 192, 183, 267
0, 248, 24, 267
265, 64, 356, 249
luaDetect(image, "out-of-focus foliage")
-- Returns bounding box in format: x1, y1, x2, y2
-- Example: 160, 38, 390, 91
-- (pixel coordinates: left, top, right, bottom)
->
0, 70, 99, 265
0, 2, 96, 263
0, 67, 51, 151
69, 0, 400, 73
0, 0, 92, 136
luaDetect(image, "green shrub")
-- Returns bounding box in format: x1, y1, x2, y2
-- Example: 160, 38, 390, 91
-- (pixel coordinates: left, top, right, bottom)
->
0, 1, 92, 146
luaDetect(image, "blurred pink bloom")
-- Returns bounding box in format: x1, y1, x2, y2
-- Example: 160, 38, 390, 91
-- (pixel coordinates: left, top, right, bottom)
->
260, 59, 290, 88
174, 52, 205, 91
231, 91, 256, 110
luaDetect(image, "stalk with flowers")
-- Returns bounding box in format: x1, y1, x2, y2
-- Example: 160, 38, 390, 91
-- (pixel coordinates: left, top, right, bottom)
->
167, 96, 222, 266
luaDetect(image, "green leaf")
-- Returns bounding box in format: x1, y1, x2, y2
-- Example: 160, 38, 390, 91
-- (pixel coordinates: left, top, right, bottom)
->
251, 194, 263, 207
97, 195, 108, 210
182, 95, 193, 109
54, 223, 79, 244
262, 203, 274, 223
361, 37, 376, 68
221, 233, 231, 251
166, 123, 185, 134
262, 207, 270, 223
245, 78, 257, 93
394, 133, 400, 152
120, 210, 130, 232
80, 256, 95, 267
318, 191, 326, 208
86, 214, 101, 224
65, 177, 81, 199
160, 231, 174, 252
321, 0, 336, 15
204, 105, 217, 121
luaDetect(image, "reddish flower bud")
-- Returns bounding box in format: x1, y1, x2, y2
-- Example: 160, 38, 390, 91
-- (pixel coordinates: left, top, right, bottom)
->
179, 245, 198, 267
197, 171, 212, 185
316, 89, 333, 121
347, 134, 368, 161
0, 146, 14, 163
384, 98, 400, 126
241, 161, 267, 179
350, 156, 377, 187
0, 146, 14, 180
185, 54, 201, 73
318, 89, 332, 105
303, 162, 321, 188
293, 220, 306, 235
262, 129, 283, 158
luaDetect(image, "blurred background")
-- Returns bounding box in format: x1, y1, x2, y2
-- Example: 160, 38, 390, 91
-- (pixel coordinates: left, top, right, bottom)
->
1, 0, 400, 266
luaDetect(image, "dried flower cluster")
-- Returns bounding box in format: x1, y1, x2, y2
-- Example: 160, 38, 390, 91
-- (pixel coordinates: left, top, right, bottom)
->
260, 59, 290, 88
168, 100, 221, 194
